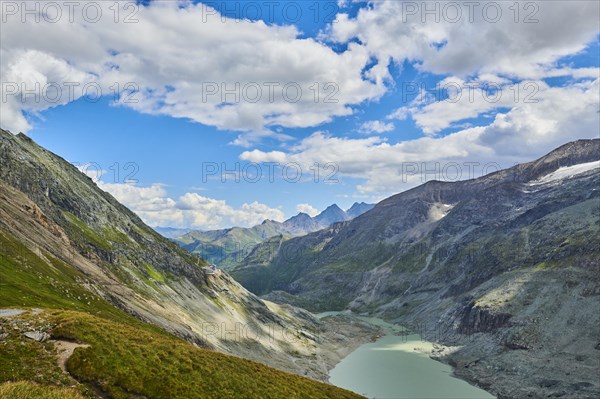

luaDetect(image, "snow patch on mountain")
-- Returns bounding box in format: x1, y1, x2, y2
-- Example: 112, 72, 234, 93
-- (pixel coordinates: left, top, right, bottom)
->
532, 161, 600, 185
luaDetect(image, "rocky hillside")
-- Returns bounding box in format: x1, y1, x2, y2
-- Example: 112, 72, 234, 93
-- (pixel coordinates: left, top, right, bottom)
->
174, 202, 373, 270
0, 128, 372, 393
232, 139, 600, 399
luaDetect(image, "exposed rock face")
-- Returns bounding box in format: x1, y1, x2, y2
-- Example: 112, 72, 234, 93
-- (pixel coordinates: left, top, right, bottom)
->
457, 300, 512, 334
233, 139, 600, 398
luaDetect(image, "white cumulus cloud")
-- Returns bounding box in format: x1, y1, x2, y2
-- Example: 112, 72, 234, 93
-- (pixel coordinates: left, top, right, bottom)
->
0, 1, 385, 143
96, 181, 284, 230
241, 79, 600, 195
326, 1, 600, 80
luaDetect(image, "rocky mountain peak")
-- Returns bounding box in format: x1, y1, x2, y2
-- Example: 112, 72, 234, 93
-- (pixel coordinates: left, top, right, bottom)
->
346, 202, 376, 218
314, 204, 350, 225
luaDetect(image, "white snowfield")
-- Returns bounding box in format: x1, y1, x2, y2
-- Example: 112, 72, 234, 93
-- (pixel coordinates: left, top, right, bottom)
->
532, 160, 600, 185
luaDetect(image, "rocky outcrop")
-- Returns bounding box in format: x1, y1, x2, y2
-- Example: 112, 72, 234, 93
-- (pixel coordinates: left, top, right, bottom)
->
457, 300, 512, 334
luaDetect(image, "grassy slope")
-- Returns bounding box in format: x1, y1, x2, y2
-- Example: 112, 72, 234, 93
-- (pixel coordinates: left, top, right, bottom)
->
1, 309, 364, 399
0, 228, 363, 399
51, 310, 361, 399
0, 382, 86, 399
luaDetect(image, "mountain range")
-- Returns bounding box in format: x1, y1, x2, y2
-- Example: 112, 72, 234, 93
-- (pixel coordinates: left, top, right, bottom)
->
2, 128, 599, 399
231, 139, 600, 399
0, 129, 366, 398
173, 202, 374, 270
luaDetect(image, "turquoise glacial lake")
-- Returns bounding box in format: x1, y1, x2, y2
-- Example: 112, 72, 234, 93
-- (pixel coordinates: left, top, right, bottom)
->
319, 312, 495, 399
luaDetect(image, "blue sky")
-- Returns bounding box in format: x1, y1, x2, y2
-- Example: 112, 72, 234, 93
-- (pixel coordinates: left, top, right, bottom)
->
2, 1, 599, 229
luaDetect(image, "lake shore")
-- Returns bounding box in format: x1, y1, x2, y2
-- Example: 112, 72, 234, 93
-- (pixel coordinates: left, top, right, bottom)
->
320, 312, 495, 399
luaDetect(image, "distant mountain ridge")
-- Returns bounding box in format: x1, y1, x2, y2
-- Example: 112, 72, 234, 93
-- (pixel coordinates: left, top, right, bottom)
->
173, 202, 374, 269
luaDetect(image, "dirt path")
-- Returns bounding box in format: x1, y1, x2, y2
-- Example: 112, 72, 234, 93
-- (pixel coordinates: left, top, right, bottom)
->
52, 340, 90, 372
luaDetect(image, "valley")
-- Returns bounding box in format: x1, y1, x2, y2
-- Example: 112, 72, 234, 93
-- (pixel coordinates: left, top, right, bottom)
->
2, 2, 599, 398
0, 129, 375, 398
1, 130, 598, 398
